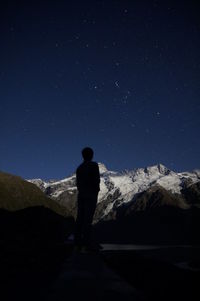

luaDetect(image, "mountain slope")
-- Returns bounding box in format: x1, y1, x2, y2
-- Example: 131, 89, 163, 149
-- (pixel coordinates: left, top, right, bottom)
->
28, 163, 200, 222
0, 170, 69, 216
0, 171, 75, 248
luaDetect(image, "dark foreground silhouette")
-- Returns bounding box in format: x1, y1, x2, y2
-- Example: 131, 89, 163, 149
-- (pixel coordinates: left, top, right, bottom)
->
75, 147, 100, 250
0, 206, 199, 301
0, 207, 140, 301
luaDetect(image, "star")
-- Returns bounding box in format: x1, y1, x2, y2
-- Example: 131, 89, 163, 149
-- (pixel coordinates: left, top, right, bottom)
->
122, 98, 128, 104
115, 81, 120, 88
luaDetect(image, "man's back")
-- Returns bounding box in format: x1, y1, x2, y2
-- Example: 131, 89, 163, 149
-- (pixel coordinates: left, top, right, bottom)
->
75, 147, 100, 248
76, 161, 100, 197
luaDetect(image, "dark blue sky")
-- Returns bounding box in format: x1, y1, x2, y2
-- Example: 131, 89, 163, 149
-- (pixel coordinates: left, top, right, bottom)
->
0, 0, 200, 179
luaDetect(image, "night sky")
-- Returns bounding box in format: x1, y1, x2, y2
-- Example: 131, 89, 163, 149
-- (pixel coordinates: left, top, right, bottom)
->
1, 1, 200, 180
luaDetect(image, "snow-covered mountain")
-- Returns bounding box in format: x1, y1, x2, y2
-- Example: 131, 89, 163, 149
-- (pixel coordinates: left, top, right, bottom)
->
28, 163, 200, 222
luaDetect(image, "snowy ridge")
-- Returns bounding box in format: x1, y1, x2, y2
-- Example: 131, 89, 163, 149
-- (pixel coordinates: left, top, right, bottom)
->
28, 163, 200, 219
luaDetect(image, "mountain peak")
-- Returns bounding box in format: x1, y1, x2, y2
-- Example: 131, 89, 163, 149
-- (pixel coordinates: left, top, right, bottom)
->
157, 163, 171, 175
98, 163, 108, 173
144, 164, 171, 176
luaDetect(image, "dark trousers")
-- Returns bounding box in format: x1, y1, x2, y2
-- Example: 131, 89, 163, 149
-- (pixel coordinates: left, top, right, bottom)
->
75, 193, 98, 246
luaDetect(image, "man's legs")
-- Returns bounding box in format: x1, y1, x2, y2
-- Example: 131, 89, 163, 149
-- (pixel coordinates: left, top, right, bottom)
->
74, 194, 84, 246
82, 196, 98, 246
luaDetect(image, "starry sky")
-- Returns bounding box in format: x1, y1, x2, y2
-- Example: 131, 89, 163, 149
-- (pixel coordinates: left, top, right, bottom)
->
0, 0, 200, 180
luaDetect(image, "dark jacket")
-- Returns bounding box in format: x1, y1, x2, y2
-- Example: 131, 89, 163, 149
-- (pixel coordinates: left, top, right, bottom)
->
76, 161, 100, 197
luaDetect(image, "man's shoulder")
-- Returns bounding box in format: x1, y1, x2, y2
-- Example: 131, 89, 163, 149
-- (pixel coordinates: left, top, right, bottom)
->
90, 161, 99, 170
76, 163, 84, 173
90, 161, 99, 167
76, 161, 99, 172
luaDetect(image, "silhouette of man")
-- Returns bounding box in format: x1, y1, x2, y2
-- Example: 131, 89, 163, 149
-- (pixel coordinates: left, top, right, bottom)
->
75, 147, 100, 249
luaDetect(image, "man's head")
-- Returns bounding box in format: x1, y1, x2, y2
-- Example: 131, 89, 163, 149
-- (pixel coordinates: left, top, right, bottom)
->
82, 147, 94, 161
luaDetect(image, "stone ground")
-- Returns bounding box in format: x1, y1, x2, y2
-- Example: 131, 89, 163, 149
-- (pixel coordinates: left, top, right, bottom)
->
47, 250, 143, 301
0, 245, 143, 301
1, 244, 199, 301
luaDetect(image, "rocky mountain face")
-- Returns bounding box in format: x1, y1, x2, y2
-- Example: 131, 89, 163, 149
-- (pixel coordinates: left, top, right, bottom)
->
28, 163, 200, 223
